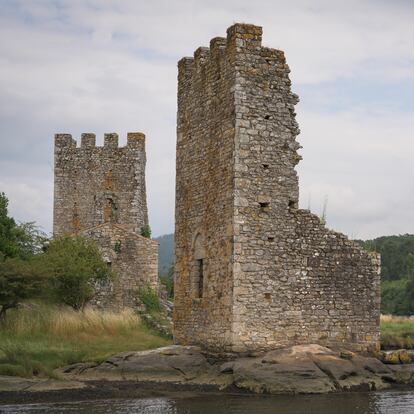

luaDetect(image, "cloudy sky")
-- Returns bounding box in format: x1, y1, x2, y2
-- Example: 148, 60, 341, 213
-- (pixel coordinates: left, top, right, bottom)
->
0, 0, 413, 239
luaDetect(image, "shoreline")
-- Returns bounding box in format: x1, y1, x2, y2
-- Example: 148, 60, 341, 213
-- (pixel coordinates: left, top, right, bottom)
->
3, 343, 414, 404
2, 379, 414, 406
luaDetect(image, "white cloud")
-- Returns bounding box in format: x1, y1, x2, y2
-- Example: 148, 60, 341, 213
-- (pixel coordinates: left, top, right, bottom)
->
297, 109, 414, 238
0, 0, 413, 239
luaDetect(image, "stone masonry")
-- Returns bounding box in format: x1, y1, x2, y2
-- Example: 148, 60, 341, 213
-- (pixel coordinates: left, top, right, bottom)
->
174, 23, 381, 354
53, 132, 158, 309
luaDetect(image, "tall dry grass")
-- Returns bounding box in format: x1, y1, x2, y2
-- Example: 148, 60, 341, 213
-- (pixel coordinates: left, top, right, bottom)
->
0, 304, 171, 378
4, 305, 140, 337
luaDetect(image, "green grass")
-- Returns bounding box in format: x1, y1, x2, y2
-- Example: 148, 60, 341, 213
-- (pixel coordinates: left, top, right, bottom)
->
381, 314, 414, 349
0, 303, 171, 378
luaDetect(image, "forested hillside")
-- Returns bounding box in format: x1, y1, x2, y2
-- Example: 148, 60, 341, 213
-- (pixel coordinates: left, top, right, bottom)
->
357, 234, 414, 315
155, 233, 174, 277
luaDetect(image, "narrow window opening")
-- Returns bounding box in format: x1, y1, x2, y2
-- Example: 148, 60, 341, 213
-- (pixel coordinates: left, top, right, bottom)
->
288, 200, 296, 209
196, 259, 204, 298
107, 261, 112, 269
104, 198, 117, 222
262, 164, 269, 170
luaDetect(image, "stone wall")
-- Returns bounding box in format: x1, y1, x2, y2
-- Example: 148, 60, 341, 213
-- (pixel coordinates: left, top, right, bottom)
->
54, 132, 148, 235
53, 131, 158, 309
174, 36, 238, 350
174, 23, 381, 354
81, 223, 158, 310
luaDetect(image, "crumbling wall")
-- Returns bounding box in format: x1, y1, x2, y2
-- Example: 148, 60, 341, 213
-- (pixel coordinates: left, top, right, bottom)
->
174, 23, 381, 354
81, 223, 158, 310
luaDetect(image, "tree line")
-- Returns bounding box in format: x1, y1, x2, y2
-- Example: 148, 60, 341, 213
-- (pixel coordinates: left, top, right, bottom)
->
357, 235, 414, 315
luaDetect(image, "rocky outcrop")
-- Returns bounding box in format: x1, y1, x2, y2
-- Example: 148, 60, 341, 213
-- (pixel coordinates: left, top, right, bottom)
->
58, 344, 414, 394
0, 375, 86, 392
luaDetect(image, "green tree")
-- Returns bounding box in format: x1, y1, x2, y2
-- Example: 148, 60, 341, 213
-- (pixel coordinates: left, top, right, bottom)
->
0, 193, 48, 261
14, 222, 48, 259
0, 192, 20, 259
41, 235, 112, 310
0, 257, 46, 319
381, 278, 414, 316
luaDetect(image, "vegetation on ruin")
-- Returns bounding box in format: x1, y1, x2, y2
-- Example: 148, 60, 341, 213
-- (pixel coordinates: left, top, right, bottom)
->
380, 314, 414, 349
140, 224, 152, 238
137, 285, 162, 313
0, 303, 171, 378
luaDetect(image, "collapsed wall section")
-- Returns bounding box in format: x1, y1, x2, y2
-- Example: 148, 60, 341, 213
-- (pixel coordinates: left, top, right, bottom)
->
230, 24, 381, 353
82, 223, 158, 310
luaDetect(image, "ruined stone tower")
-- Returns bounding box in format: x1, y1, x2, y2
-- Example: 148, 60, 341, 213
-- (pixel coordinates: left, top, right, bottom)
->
174, 23, 380, 353
54, 132, 158, 308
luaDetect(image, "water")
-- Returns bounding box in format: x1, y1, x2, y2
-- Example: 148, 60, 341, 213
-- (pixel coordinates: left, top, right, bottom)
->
2, 391, 414, 414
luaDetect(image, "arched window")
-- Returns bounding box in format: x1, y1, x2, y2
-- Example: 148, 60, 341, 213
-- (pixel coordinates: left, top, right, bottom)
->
193, 233, 206, 299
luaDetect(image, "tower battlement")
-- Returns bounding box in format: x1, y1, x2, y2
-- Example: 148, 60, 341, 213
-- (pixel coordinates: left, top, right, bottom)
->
54, 132, 146, 150
53, 131, 148, 236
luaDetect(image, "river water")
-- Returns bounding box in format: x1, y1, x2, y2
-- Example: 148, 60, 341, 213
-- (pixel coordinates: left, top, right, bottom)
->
2, 391, 414, 414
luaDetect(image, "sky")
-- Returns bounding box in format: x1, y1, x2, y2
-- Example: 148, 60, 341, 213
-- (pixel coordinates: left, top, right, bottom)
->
0, 0, 413, 239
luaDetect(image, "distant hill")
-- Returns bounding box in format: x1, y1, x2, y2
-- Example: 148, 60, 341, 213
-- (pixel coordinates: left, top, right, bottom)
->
155, 233, 174, 276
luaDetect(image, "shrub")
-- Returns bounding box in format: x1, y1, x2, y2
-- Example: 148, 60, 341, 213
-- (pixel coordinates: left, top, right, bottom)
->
140, 225, 151, 238
40, 235, 112, 310
138, 286, 161, 312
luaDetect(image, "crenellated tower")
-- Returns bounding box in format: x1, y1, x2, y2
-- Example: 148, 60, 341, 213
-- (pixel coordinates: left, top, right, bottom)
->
53, 131, 158, 309
53, 132, 148, 236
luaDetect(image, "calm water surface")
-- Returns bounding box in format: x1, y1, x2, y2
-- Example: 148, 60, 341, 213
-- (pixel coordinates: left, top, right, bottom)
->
2, 391, 414, 414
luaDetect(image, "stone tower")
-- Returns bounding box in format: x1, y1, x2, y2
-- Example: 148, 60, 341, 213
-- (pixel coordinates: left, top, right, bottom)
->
53, 132, 158, 308
54, 132, 148, 235
174, 23, 380, 353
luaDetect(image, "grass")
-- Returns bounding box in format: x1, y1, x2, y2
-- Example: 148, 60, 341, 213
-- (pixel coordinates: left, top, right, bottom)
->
0, 303, 171, 378
380, 314, 414, 349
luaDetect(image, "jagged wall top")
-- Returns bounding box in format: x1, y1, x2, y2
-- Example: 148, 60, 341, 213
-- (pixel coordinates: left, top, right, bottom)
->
178, 23, 287, 77
54, 132, 146, 150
